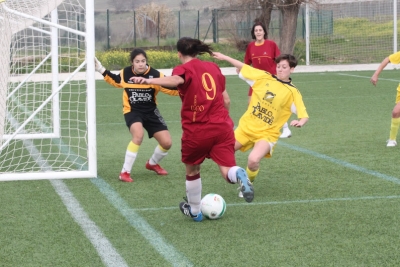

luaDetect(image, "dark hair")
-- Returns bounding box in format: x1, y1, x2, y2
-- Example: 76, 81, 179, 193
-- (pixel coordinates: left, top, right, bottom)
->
275, 54, 298, 68
176, 37, 213, 57
130, 48, 147, 62
251, 22, 268, 40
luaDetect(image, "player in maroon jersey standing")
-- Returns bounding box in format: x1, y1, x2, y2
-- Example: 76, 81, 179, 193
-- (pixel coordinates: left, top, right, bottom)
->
131, 37, 254, 222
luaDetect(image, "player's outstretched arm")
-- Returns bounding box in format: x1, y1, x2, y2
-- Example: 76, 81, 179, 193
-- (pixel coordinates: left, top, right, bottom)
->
370, 56, 390, 86
131, 75, 184, 88
212, 52, 245, 71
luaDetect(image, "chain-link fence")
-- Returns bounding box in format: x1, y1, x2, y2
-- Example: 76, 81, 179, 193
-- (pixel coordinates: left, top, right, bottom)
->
94, 9, 214, 50
308, 0, 398, 64
94, 0, 399, 64
94, 7, 307, 49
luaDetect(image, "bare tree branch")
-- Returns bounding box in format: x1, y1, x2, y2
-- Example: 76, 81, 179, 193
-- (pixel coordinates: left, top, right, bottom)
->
220, 0, 318, 54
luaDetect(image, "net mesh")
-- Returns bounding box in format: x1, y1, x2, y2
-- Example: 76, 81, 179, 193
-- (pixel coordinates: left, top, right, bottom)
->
308, 0, 397, 64
0, 0, 91, 178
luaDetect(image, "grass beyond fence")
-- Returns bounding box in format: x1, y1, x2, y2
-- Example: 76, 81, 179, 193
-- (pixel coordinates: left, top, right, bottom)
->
1, 70, 400, 266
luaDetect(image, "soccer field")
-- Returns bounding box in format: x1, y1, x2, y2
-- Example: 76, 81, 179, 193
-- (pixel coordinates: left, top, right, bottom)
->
1, 70, 400, 266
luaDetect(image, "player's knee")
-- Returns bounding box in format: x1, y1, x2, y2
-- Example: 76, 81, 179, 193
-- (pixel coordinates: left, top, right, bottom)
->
132, 137, 143, 145
160, 140, 172, 150
393, 102, 400, 117
247, 159, 260, 171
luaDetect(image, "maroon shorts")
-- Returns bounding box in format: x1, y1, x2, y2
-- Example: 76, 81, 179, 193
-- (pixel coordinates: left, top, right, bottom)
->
181, 130, 236, 167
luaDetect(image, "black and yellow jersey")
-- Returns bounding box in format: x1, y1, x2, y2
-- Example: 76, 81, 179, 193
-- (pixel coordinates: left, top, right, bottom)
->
102, 65, 179, 114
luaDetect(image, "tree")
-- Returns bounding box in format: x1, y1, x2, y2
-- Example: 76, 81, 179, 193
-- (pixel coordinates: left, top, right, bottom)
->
180, 0, 189, 10
223, 0, 317, 54
275, 0, 301, 54
108, 0, 127, 12
135, 3, 176, 39
255, 0, 274, 37
264, 0, 318, 54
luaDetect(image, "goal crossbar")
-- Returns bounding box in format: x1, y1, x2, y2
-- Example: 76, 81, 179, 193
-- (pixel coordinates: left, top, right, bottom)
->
2, 2, 86, 37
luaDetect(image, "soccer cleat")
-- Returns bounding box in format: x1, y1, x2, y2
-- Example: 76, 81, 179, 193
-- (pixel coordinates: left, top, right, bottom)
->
119, 172, 133, 182
387, 140, 397, 147
236, 168, 254, 203
145, 160, 168, 175
179, 201, 203, 222
238, 181, 254, 198
280, 128, 292, 138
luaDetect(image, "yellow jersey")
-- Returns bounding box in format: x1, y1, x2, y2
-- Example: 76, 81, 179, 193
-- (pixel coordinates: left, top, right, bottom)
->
237, 64, 308, 142
389, 51, 400, 64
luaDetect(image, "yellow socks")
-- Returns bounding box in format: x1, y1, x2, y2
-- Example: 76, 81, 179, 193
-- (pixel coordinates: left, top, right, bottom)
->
389, 117, 400, 140
127, 141, 140, 153
246, 167, 259, 183
158, 144, 168, 153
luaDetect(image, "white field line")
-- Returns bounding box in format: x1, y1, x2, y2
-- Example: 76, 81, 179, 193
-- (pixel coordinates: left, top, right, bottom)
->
9, 84, 193, 266
8, 99, 128, 267
133, 195, 400, 211
8, 63, 399, 83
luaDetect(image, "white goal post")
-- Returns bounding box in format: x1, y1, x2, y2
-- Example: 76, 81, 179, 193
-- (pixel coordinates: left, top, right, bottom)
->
0, 0, 96, 181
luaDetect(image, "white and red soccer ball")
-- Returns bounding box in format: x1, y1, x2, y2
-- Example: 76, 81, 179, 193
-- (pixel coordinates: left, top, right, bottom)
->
200, 193, 226, 220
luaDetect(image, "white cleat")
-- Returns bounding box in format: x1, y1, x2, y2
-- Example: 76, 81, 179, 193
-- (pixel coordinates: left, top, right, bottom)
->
238, 187, 243, 198
280, 128, 292, 138
386, 140, 397, 147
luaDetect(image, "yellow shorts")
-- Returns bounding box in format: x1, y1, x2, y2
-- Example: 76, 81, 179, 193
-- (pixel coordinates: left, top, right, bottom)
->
234, 126, 277, 158
396, 84, 400, 103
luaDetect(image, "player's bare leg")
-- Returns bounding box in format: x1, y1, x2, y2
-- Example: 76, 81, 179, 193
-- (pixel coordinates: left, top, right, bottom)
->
238, 140, 270, 198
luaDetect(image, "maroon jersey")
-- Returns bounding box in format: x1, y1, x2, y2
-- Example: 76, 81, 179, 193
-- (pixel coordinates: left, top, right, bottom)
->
172, 58, 234, 139
245, 40, 280, 96
244, 40, 280, 75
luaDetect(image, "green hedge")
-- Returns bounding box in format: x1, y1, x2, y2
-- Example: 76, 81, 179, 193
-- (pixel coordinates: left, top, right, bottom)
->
95, 45, 245, 70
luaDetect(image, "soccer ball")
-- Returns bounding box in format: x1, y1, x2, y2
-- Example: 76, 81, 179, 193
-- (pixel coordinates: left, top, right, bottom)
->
200, 193, 226, 220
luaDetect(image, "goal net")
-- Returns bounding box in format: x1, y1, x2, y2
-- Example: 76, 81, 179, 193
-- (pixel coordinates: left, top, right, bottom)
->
0, 0, 96, 181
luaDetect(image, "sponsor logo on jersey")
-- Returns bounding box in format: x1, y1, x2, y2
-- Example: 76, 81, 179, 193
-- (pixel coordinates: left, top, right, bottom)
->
263, 90, 275, 103
251, 102, 274, 125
